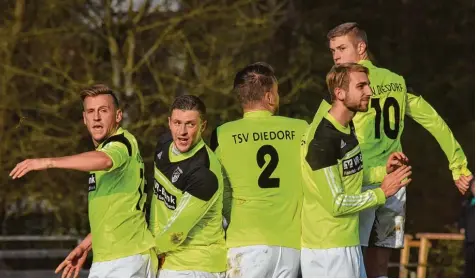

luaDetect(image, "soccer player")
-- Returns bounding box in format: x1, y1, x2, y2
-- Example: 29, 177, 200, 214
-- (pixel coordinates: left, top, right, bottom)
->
10, 85, 156, 278
326, 22, 473, 277
149, 95, 227, 278
301, 63, 413, 278
210, 62, 308, 277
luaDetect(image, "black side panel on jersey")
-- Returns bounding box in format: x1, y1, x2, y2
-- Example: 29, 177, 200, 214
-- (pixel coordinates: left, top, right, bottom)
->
102, 133, 132, 156
209, 128, 219, 151
183, 167, 219, 201
306, 119, 340, 171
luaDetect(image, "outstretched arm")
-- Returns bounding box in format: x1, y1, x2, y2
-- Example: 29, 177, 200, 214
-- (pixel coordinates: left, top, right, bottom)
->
406, 93, 472, 193
10, 151, 112, 179
10, 139, 131, 179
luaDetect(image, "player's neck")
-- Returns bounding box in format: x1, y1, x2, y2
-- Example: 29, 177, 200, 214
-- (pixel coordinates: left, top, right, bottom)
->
243, 105, 273, 114
360, 52, 369, 61
171, 143, 182, 155
329, 104, 355, 127
92, 126, 120, 148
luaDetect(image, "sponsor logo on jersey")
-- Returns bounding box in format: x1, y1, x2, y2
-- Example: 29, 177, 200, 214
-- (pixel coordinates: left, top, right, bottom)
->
342, 153, 363, 176
88, 173, 96, 192
171, 167, 183, 183
154, 180, 177, 210
157, 151, 163, 160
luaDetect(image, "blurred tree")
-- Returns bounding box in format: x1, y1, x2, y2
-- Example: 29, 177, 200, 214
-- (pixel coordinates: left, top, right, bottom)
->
0, 0, 290, 234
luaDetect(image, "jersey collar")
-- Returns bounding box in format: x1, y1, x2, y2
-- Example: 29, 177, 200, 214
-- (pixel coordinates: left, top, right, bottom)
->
359, 59, 376, 69
169, 138, 205, 162
243, 110, 273, 118
97, 127, 124, 149
325, 112, 351, 135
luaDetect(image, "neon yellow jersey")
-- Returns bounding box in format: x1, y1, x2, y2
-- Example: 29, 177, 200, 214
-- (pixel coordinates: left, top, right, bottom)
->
149, 136, 226, 273
301, 101, 387, 249
89, 127, 154, 262
356, 60, 471, 180
210, 110, 308, 249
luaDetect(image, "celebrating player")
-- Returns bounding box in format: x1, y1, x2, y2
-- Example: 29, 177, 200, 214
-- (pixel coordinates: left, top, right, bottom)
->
327, 22, 473, 277
149, 95, 227, 278
11, 85, 156, 278
210, 62, 308, 277
300, 63, 413, 277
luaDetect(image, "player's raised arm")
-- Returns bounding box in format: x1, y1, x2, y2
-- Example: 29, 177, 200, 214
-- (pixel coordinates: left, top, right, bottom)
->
9, 151, 114, 179
406, 92, 472, 191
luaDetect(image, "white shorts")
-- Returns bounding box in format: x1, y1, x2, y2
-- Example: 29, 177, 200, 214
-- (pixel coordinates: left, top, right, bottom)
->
301, 246, 366, 278
226, 245, 300, 278
89, 250, 157, 278
359, 185, 406, 249
159, 269, 225, 278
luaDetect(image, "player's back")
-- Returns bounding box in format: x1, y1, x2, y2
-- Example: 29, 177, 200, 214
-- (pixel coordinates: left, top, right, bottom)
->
211, 110, 308, 249
355, 60, 407, 168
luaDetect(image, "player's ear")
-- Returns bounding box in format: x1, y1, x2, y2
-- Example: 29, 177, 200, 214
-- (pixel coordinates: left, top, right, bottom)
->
264, 91, 276, 108
201, 119, 207, 133
334, 87, 345, 101
83, 111, 87, 126
264, 91, 270, 104
115, 109, 123, 123
357, 41, 367, 56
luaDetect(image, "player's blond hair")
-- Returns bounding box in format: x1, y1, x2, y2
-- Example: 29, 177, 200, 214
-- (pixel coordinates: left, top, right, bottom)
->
327, 22, 368, 47
80, 84, 120, 109
326, 63, 369, 101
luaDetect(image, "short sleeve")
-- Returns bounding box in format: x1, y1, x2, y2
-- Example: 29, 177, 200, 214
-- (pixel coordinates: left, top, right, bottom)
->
98, 135, 131, 172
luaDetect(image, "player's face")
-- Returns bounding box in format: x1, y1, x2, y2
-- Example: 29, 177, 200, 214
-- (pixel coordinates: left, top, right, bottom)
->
343, 71, 372, 112
329, 35, 361, 65
169, 109, 206, 153
83, 95, 122, 146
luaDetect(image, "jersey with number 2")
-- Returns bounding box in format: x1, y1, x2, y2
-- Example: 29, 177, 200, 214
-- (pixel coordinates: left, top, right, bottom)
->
353, 60, 407, 172
210, 110, 308, 249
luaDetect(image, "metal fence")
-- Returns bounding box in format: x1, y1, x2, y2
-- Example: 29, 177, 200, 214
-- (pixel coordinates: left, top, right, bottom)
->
0, 235, 90, 278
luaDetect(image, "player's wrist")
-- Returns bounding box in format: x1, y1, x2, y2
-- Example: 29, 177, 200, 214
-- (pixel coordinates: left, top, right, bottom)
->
45, 158, 55, 169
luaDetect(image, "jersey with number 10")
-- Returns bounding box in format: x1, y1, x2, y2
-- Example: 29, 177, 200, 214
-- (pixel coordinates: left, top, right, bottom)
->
355, 60, 471, 180
353, 60, 407, 171
210, 110, 308, 249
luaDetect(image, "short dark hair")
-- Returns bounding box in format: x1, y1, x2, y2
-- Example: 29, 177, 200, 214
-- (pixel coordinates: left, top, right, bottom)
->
233, 62, 277, 106
327, 22, 368, 47
170, 95, 206, 119
80, 84, 120, 108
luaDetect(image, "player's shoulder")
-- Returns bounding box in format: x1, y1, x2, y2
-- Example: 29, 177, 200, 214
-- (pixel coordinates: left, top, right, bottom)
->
155, 130, 173, 153
373, 64, 406, 81
205, 144, 221, 169
273, 115, 308, 127
102, 129, 133, 156
184, 165, 220, 201
214, 118, 246, 133
312, 117, 341, 142
305, 118, 341, 170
